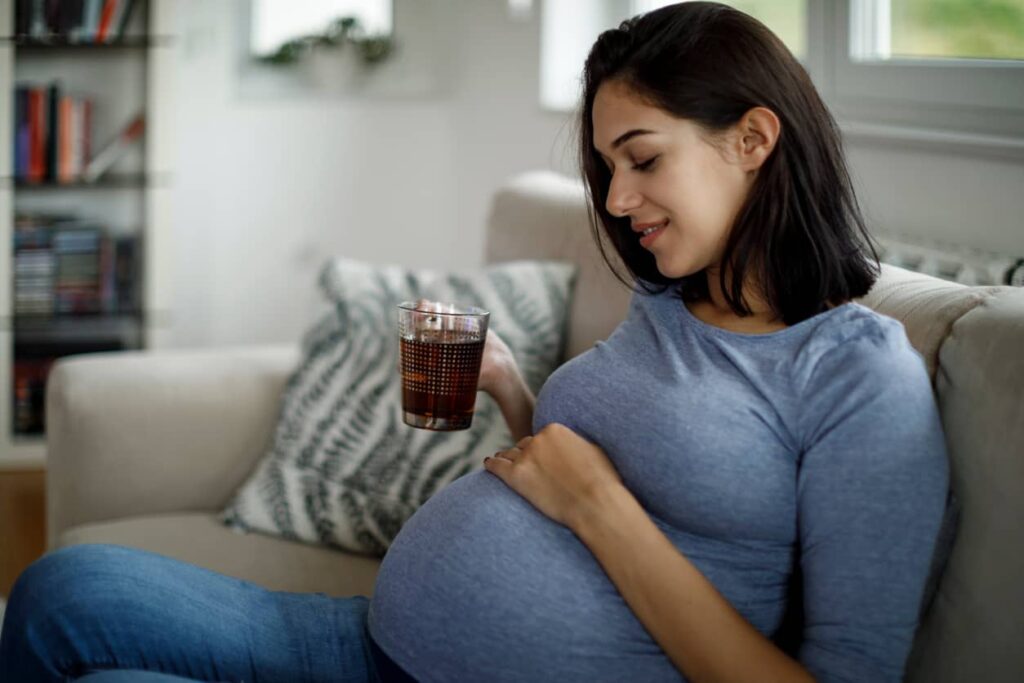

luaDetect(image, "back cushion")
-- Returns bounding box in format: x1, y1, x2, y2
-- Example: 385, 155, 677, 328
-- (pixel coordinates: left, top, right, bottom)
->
856, 264, 1001, 381
485, 171, 631, 360
903, 290, 1024, 683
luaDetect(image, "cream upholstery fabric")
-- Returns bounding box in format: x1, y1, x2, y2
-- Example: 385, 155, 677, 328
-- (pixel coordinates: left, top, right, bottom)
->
485, 171, 632, 360
856, 263, 1003, 381
62, 513, 379, 597
47, 345, 299, 548
903, 289, 1024, 683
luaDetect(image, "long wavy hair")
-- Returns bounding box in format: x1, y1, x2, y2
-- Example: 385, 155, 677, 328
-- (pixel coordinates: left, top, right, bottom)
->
579, 2, 879, 324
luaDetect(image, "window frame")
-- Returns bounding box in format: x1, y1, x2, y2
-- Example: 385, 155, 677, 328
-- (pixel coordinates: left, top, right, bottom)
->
538, 0, 1024, 157
817, 0, 1024, 144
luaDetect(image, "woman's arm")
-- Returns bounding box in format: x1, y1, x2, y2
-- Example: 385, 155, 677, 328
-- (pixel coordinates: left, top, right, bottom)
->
574, 479, 814, 683
477, 330, 535, 441
484, 424, 814, 683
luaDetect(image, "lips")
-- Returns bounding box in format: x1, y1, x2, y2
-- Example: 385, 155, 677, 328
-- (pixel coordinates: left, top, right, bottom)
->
634, 220, 669, 248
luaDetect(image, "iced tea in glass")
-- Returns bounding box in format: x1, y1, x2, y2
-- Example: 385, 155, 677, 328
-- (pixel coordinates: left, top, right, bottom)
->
397, 301, 489, 431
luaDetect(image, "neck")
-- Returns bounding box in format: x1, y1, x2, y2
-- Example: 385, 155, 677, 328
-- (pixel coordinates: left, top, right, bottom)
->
703, 266, 777, 322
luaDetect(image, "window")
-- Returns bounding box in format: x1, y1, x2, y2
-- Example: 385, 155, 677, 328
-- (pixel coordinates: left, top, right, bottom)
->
851, 0, 1024, 62
250, 0, 392, 57
635, 0, 807, 58
539, 1, 1024, 148
832, 0, 1024, 141
540, 0, 808, 111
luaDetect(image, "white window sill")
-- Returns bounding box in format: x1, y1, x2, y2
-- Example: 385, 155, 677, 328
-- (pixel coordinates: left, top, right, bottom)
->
840, 121, 1024, 162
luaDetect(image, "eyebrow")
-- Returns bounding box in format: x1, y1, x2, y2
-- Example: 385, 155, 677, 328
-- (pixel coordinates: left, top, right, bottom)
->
611, 128, 655, 149
595, 128, 656, 158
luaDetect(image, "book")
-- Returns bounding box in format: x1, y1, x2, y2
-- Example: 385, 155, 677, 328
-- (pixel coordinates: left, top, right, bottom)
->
59, 0, 85, 41
114, 235, 139, 313
45, 82, 60, 182
27, 88, 46, 183
69, 98, 83, 180
82, 113, 144, 183
15, 0, 31, 37
58, 95, 74, 183
29, 0, 46, 38
44, 0, 61, 37
81, 0, 103, 42
81, 99, 93, 168
15, 81, 94, 183
14, 88, 29, 179
114, 0, 137, 40
14, 214, 140, 316
13, 0, 140, 43
95, 0, 119, 42
13, 357, 59, 434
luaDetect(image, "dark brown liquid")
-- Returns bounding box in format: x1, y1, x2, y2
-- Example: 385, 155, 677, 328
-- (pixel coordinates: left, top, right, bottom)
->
400, 332, 485, 431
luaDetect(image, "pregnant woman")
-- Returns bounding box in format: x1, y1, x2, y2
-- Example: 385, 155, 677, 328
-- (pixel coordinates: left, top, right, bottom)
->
1, 3, 949, 682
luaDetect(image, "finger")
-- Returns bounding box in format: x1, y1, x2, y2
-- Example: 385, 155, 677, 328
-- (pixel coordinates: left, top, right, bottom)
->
483, 455, 514, 481
493, 448, 520, 462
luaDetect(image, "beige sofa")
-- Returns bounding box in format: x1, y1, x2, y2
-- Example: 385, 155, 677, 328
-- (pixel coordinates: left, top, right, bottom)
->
47, 171, 1024, 682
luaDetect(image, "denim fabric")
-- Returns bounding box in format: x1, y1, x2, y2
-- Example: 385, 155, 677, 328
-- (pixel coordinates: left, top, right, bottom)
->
0, 544, 382, 683
77, 672, 209, 682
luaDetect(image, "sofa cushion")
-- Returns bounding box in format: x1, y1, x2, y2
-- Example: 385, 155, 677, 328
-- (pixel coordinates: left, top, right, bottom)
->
222, 258, 577, 556
903, 288, 1024, 683
856, 264, 1002, 381
59, 513, 380, 597
485, 171, 632, 360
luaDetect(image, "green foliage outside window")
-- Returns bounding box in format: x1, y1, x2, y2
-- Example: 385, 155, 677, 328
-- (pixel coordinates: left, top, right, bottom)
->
702, 0, 1024, 62
891, 0, 1024, 61
727, 0, 806, 59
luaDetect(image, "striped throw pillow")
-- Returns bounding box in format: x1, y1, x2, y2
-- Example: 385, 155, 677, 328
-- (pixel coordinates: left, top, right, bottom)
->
222, 258, 577, 555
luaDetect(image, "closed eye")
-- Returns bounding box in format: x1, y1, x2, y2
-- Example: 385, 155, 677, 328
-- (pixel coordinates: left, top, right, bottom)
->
632, 156, 659, 172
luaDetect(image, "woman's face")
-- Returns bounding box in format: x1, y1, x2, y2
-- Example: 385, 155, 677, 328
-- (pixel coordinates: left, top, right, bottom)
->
592, 80, 756, 280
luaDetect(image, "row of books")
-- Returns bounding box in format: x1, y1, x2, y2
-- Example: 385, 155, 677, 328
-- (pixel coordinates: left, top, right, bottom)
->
12, 82, 145, 184
15, 0, 140, 44
14, 83, 91, 183
14, 213, 140, 316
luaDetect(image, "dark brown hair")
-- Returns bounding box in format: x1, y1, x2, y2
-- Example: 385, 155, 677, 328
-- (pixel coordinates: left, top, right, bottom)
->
580, 2, 879, 324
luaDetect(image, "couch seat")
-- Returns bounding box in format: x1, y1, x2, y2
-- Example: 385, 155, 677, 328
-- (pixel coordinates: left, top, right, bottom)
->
58, 513, 381, 597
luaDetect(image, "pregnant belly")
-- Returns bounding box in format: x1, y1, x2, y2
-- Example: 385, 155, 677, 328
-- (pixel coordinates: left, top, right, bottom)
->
367, 471, 682, 683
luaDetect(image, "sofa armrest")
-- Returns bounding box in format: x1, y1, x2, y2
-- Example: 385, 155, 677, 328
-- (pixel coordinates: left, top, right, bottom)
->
46, 344, 300, 548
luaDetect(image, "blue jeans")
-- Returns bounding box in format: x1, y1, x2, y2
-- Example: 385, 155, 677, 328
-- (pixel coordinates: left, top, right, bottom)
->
0, 544, 394, 682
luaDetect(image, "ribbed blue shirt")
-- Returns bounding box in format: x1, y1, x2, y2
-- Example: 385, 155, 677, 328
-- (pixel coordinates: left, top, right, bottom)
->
369, 286, 949, 682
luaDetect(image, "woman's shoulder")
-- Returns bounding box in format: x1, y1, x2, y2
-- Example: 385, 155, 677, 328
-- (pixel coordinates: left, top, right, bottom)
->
796, 304, 943, 452
806, 302, 911, 356
797, 303, 925, 389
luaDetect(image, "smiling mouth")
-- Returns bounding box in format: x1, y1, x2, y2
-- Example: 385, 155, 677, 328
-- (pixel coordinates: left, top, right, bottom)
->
637, 220, 669, 247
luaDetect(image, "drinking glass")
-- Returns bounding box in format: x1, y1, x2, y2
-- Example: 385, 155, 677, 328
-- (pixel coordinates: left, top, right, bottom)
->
397, 300, 489, 431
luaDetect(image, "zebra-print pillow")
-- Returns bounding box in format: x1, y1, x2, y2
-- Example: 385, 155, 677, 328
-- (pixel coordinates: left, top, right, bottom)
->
221, 258, 577, 555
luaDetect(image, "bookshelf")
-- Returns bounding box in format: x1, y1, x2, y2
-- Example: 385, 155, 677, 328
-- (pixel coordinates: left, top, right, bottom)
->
0, 0, 176, 468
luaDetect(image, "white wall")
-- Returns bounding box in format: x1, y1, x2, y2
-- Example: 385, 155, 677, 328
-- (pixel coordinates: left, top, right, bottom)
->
169, 0, 462, 347
846, 144, 1024, 255
165, 0, 1023, 350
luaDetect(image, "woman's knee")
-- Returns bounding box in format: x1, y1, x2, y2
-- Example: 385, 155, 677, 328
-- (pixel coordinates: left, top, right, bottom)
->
8, 544, 145, 629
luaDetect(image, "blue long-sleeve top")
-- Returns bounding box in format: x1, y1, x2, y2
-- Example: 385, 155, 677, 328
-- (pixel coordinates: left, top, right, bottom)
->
369, 286, 949, 682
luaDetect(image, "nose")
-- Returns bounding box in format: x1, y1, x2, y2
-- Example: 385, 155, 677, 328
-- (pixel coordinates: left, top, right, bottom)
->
605, 171, 642, 218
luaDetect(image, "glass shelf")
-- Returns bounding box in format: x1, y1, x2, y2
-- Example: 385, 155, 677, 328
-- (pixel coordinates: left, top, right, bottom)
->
9, 313, 144, 345
2, 36, 172, 50
6, 174, 152, 190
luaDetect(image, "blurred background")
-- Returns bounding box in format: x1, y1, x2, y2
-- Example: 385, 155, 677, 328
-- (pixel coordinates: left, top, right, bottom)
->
0, 0, 1022, 596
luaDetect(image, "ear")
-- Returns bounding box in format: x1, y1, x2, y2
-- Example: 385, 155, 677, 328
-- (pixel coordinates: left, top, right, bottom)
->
733, 106, 781, 173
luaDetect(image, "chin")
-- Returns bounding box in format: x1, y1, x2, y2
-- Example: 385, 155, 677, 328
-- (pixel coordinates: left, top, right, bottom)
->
655, 258, 704, 281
